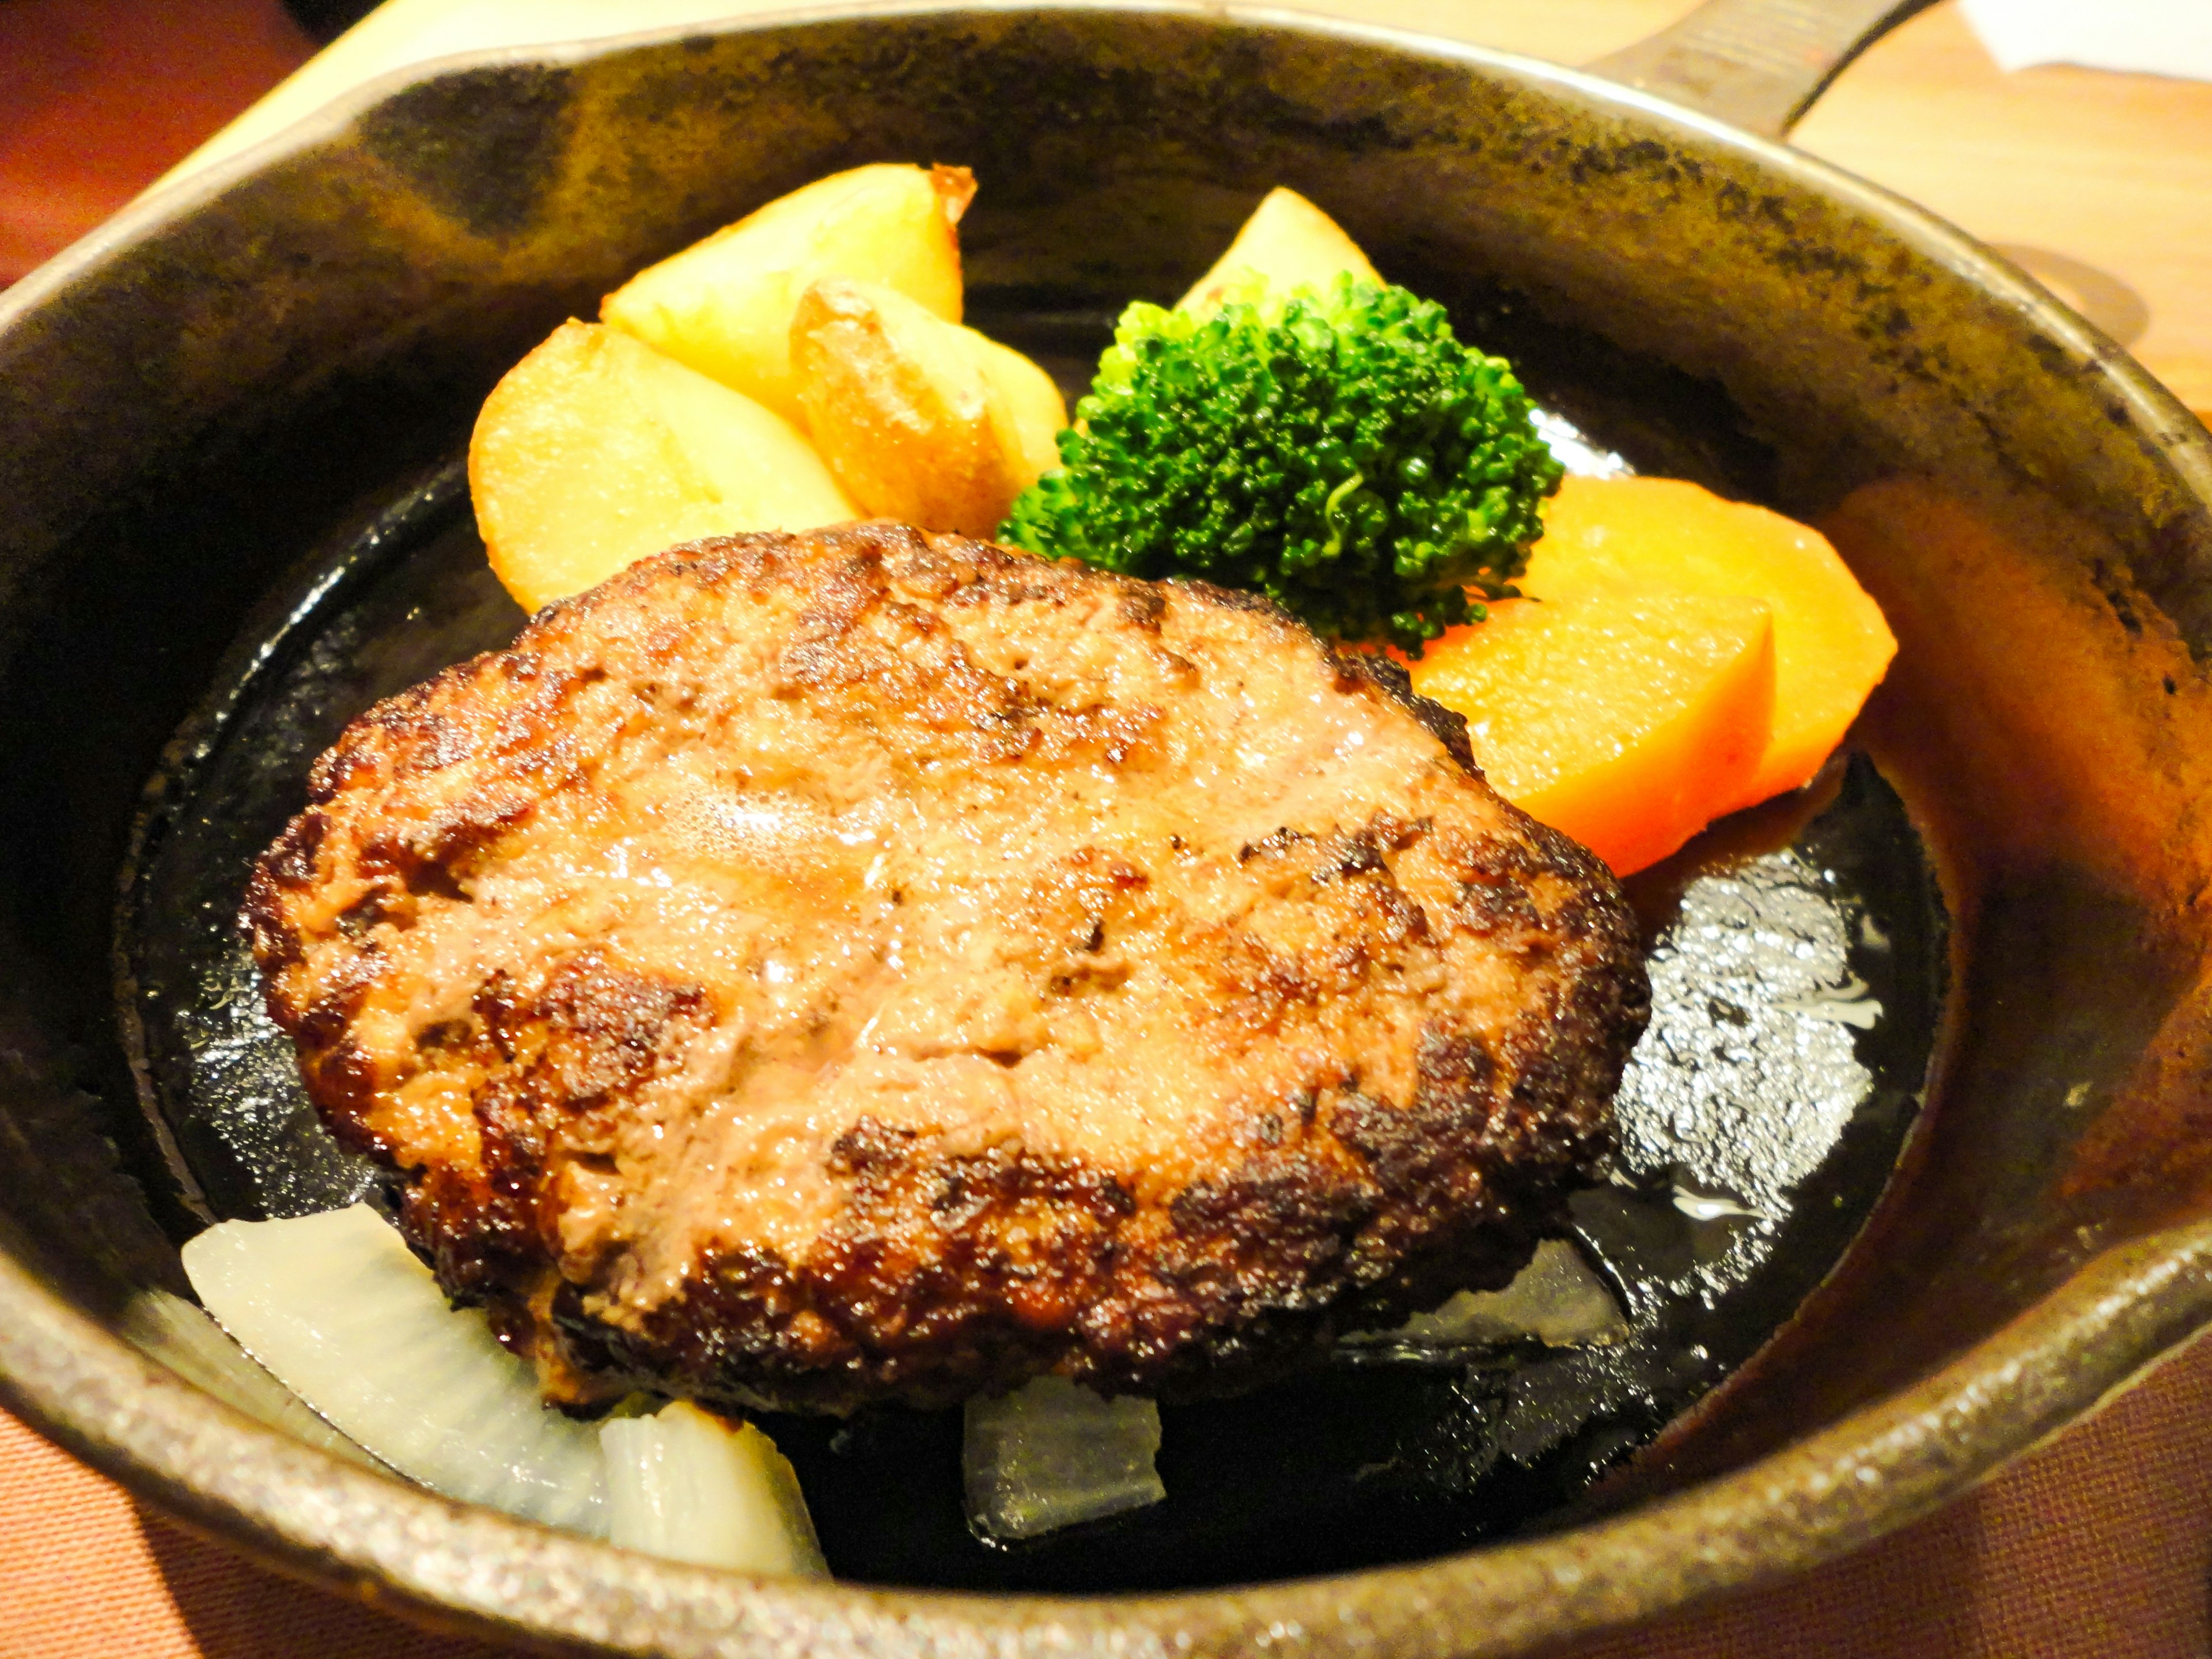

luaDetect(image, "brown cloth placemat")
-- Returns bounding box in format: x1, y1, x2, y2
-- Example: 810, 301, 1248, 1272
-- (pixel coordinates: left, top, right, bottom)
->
6, 1327, 2209, 1657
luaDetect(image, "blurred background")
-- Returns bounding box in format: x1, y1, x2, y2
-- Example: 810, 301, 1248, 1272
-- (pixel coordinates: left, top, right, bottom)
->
2, 0, 318, 283
3, 0, 2207, 419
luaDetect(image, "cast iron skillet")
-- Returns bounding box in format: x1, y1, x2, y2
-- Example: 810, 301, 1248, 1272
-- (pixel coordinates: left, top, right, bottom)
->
2, 0, 2211, 1653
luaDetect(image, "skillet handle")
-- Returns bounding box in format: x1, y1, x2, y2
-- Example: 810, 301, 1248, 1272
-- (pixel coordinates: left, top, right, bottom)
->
1588, 0, 1941, 140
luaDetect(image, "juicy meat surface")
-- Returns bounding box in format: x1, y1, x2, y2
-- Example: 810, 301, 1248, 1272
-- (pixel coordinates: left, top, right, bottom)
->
247, 524, 1648, 1412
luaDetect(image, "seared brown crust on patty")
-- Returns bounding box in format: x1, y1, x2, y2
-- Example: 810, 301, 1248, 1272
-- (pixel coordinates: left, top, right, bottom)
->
246, 524, 1647, 1413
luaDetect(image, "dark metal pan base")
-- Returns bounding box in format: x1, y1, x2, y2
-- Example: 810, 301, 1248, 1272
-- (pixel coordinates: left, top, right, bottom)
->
115, 306, 1946, 1593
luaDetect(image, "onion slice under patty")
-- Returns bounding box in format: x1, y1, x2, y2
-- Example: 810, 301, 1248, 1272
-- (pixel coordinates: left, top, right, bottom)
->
122, 1286, 382, 1469
1342, 1237, 1630, 1354
601, 1400, 828, 1575
963, 1376, 1165, 1541
180, 1205, 608, 1535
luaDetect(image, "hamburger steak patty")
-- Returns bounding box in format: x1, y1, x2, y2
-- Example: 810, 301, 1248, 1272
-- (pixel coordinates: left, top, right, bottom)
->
247, 522, 1649, 1413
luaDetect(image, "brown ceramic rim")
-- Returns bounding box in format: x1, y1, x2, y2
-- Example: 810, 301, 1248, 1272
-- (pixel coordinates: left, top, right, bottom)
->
5, 5, 2212, 1654
10, 1223, 2211, 1655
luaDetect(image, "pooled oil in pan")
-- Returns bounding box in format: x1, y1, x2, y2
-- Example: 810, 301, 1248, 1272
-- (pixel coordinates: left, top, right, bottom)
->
117, 395, 1945, 1595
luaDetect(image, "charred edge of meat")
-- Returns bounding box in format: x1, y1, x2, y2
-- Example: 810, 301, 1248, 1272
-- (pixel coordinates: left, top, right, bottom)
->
534, 1030, 1606, 1416
247, 523, 1649, 1413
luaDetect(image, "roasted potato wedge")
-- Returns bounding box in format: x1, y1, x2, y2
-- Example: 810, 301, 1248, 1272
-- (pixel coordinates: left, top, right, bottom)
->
471, 320, 855, 614
971, 327, 1069, 491
790, 278, 1067, 537
1179, 186, 1381, 313
603, 163, 974, 429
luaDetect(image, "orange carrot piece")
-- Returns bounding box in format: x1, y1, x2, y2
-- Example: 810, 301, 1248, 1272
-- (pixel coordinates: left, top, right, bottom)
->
1410, 592, 1776, 876
1522, 475, 1896, 812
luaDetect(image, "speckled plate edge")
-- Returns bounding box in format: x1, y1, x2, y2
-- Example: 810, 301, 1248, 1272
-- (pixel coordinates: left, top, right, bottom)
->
9, 1222, 2211, 1657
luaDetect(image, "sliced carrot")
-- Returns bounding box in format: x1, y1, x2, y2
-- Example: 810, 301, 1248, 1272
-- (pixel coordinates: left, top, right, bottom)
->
1523, 475, 1896, 812
1410, 593, 1776, 876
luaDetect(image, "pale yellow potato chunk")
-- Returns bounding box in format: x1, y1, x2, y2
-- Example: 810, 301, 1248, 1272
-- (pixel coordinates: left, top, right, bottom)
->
972, 329, 1069, 491
470, 320, 855, 615
602, 163, 975, 429
790, 278, 1067, 538
1177, 186, 1382, 313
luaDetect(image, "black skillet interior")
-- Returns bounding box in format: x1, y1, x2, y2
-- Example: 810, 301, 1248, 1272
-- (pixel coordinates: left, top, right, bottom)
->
111, 275, 1947, 1590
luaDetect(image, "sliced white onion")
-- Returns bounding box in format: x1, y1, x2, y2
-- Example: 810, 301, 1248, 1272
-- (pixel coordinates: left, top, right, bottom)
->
601, 1400, 827, 1576
963, 1376, 1164, 1541
180, 1205, 607, 1535
122, 1287, 381, 1469
1346, 1238, 1630, 1352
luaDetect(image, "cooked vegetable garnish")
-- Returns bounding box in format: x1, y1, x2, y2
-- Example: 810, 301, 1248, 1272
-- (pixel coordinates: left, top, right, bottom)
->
1410, 590, 1778, 876
1342, 1238, 1629, 1354
963, 1377, 1165, 1541
601, 162, 974, 430
1001, 274, 1562, 653
181, 1205, 608, 1535
1526, 475, 1897, 813
122, 1288, 381, 1468
1177, 185, 1381, 316
603, 1401, 827, 1575
472, 320, 854, 614
791, 276, 1066, 536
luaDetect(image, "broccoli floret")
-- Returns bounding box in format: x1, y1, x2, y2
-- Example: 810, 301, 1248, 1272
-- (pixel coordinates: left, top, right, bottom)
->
1000, 274, 1562, 654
